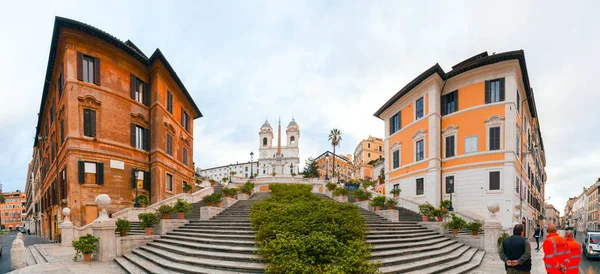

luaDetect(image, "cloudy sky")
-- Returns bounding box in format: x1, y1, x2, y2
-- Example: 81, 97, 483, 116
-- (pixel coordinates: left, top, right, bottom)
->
1, 1, 598, 214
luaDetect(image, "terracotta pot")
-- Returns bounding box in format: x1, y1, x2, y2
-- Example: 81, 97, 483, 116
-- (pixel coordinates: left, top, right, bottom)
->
452, 229, 458, 235
83, 253, 92, 262
177, 212, 185, 220
375, 206, 381, 211
145, 228, 152, 235
422, 216, 429, 222
437, 217, 443, 222
119, 231, 126, 237
207, 202, 213, 206
472, 230, 478, 236
162, 214, 170, 219
216, 202, 222, 208
141, 204, 146, 208
335, 194, 340, 197
355, 198, 360, 202
387, 206, 393, 210
393, 194, 399, 198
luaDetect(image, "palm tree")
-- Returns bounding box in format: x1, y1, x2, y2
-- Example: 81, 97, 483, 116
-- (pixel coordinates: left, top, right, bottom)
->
328, 129, 342, 181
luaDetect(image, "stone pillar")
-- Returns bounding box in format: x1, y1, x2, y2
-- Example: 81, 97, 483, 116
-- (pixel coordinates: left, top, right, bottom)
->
10, 233, 26, 270
483, 202, 502, 255
91, 194, 117, 263
154, 219, 189, 235
60, 207, 74, 247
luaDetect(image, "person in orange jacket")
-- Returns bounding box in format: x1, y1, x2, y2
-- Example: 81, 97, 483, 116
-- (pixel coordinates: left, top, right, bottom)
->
563, 230, 581, 274
543, 224, 569, 274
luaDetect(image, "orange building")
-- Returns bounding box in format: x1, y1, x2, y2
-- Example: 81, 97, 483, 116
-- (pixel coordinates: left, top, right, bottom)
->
352, 136, 384, 180
31, 17, 202, 240
313, 151, 354, 182
1, 192, 26, 231
374, 51, 546, 230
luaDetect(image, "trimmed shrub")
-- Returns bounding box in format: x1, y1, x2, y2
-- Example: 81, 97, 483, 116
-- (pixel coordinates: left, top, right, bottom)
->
241, 181, 255, 195
173, 199, 192, 214
325, 182, 337, 191
250, 184, 379, 273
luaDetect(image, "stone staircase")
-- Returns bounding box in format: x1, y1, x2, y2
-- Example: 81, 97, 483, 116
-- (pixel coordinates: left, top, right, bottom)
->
115, 191, 270, 273
362, 209, 485, 273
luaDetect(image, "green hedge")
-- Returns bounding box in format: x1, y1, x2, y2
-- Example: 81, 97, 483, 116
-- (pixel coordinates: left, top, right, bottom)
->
250, 184, 379, 273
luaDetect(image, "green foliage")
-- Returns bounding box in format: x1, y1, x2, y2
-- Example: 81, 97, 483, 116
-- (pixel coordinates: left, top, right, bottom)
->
440, 200, 452, 210
138, 213, 160, 229
209, 179, 217, 186
202, 193, 223, 203
352, 189, 371, 201
466, 221, 483, 232
221, 187, 239, 196
418, 202, 436, 217
115, 219, 130, 233
183, 183, 193, 193
291, 172, 297, 177
136, 194, 150, 206
443, 214, 467, 229
369, 196, 386, 207
432, 208, 450, 219
156, 204, 173, 215
271, 172, 277, 177
222, 177, 229, 182
172, 199, 192, 214
389, 188, 401, 195
326, 182, 338, 191
362, 180, 375, 189
72, 234, 99, 261
498, 232, 510, 247
332, 187, 348, 196
384, 199, 398, 208
250, 184, 379, 273
241, 181, 256, 195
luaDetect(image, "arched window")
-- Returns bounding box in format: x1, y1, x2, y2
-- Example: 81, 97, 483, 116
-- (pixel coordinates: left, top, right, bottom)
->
263, 137, 267, 146
290, 136, 296, 144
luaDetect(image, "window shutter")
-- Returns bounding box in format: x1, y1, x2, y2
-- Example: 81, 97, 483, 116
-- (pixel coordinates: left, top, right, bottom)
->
94, 57, 101, 85
499, 78, 505, 101
77, 52, 83, 81
90, 109, 96, 137
144, 127, 150, 151
78, 161, 85, 184
144, 171, 151, 191
181, 107, 185, 125
389, 117, 393, 135
398, 111, 402, 129
130, 74, 136, 99
455, 90, 459, 111
441, 94, 447, 116
131, 168, 137, 189
144, 83, 150, 106
96, 162, 104, 185
484, 80, 490, 104
131, 123, 136, 147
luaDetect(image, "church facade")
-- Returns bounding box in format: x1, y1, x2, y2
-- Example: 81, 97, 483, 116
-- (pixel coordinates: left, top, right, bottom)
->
257, 118, 300, 176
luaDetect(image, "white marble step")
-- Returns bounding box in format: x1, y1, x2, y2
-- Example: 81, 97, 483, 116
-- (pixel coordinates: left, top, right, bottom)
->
139, 245, 266, 271
379, 245, 472, 273
147, 241, 261, 261
115, 256, 148, 274
402, 247, 479, 274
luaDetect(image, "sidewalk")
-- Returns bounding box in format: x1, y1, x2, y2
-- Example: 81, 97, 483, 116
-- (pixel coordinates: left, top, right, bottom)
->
469, 240, 548, 274
8, 244, 124, 274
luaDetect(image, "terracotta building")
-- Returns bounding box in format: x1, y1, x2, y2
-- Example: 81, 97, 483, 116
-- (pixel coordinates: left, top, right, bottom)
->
31, 17, 202, 240
1, 192, 26, 231
352, 136, 384, 180
313, 151, 354, 182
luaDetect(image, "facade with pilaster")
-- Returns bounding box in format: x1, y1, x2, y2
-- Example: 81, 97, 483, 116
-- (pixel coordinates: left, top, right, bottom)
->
375, 51, 547, 232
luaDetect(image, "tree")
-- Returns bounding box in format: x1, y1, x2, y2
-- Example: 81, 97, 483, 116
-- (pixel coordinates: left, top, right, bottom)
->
328, 129, 342, 178
302, 157, 319, 178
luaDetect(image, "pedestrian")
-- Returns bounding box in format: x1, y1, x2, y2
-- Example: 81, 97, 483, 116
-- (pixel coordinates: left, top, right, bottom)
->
27, 229, 30, 235
543, 224, 569, 274
563, 230, 581, 274
534, 224, 541, 251
499, 224, 532, 274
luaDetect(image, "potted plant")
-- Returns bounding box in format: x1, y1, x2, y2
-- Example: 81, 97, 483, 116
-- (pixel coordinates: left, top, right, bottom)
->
134, 194, 150, 208
202, 193, 223, 207
291, 172, 297, 177
362, 180, 375, 190
222, 177, 228, 184
332, 187, 348, 197
72, 234, 99, 262
390, 188, 401, 198
209, 179, 217, 186
326, 182, 337, 192
418, 202, 435, 222
183, 183, 193, 193
385, 199, 398, 210
440, 200, 452, 211
254, 173, 258, 178
115, 219, 130, 237
444, 214, 467, 235
157, 204, 173, 219
202, 193, 216, 206
369, 196, 386, 211
352, 189, 371, 202
138, 212, 160, 235
173, 199, 192, 220
241, 181, 255, 195
271, 172, 277, 177
433, 208, 450, 222
466, 221, 483, 236
497, 232, 510, 247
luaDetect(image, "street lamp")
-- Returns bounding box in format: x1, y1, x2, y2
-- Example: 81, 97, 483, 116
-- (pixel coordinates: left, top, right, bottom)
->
447, 177, 454, 211
250, 152, 254, 179
337, 165, 340, 184
132, 167, 140, 208
325, 154, 329, 180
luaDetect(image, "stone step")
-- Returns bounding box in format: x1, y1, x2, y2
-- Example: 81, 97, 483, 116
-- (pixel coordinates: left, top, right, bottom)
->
168, 231, 255, 240
366, 223, 424, 227
147, 241, 261, 262
367, 229, 432, 235
174, 228, 256, 235
440, 250, 485, 274
123, 252, 172, 273
162, 234, 256, 246
367, 234, 444, 244
188, 221, 252, 226
371, 237, 453, 251
371, 238, 459, 259
366, 231, 440, 239
379, 245, 472, 273
368, 226, 428, 231
373, 242, 465, 266
183, 225, 254, 231
115, 256, 148, 274
402, 247, 479, 274
140, 244, 266, 272
29, 245, 47, 264
154, 238, 258, 253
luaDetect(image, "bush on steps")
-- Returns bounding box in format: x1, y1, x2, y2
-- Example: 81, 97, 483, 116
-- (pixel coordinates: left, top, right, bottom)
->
250, 184, 379, 273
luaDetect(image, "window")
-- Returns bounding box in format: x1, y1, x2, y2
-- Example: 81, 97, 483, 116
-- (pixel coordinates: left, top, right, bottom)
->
166, 174, 173, 191
60, 168, 67, 200
485, 78, 505, 104
167, 91, 173, 114
132, 125, 148, 151
489, 126, 501, 151
516, 134, 520, 158
415, 97, 424, 119
58, 69, 64, 99
82, 55, 95, 83
245, 166, 248, 172
516, 177, 520, 194
78, 161, 104, 185
392, 150, 400, 169
445, 176, 454, 194
393, 184, 399, 192
516, 91, 520, 113
489, 171, 500, 190
50, 100, 55, 123
134, 78, 144, 104
464, 136, 478, 154
368, 143, 371, 148
83, 109, 96, 137
379, 146, 382, 152
263, 137, 267, 146
60, 120, 65, 144
389, 112, 401, 135
442, 90, 458, 115
183, 147, 188, 165
368, 152, 371, 158
445, 135, 455, 158
415, 140, 424, 161
166, 134, 173, 156
181, 109, 190, 131
290, 136, 295, 144
416, 178, 424, 195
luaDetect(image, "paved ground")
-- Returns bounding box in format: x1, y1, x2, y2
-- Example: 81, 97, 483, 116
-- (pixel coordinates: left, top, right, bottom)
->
576, 231, 600, 274
0, 231, 51, 273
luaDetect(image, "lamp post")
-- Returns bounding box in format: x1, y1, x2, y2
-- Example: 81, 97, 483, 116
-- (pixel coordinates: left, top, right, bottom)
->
337, 165, 340, 184
325, 154, 329, 180
250, 152, 254, 179
228, 164, 232, 184
447, 177, 454, 211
